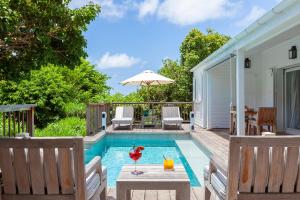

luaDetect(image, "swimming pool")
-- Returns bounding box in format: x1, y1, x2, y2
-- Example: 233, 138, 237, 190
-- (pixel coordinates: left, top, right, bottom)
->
85, 133, 210, 187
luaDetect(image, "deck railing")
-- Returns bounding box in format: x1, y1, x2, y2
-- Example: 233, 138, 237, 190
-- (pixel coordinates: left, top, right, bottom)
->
0, 104, 36, 137
86, 102, 193, 135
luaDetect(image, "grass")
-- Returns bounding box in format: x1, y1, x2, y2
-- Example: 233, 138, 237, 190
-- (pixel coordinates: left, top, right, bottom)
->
35, 117, 86, 137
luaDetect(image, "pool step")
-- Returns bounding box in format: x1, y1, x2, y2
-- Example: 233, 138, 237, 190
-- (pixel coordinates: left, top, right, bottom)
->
175, 140, 210, 185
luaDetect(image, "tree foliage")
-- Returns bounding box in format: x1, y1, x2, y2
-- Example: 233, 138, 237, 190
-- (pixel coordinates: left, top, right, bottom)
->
0, 0, 100, 80
0, 60, 110, 127
138, 29, 230, 102
180, 28, 230, 69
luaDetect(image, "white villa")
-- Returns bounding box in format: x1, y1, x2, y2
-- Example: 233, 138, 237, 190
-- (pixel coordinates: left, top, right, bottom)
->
191, 0, 300, 135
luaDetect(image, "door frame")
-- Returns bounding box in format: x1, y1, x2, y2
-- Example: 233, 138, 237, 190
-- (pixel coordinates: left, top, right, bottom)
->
284, 65, 300, 135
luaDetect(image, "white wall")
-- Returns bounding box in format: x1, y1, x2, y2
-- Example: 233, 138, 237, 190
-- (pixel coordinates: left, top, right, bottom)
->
254, 34, 300, 107
207, 63, 231, 129
193, 69, 205, 127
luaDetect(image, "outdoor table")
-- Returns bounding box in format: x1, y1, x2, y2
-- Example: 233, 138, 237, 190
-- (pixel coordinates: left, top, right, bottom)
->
116, 164, 190, 200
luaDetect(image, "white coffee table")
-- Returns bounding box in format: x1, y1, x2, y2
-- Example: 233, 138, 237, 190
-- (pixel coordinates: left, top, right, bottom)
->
116, 164, 190, 200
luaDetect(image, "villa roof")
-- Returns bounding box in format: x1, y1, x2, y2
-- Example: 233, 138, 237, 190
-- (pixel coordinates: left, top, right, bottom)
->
191, 0, 300, 72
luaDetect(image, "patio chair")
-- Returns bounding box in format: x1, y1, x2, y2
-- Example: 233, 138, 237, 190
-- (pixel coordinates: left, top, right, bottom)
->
161, 106, 183, 129
0, 137, 107, 200
204, 136, 300, 200
112, 106, 134, 130
230, 105, 253, 135
247, 107, 276, 135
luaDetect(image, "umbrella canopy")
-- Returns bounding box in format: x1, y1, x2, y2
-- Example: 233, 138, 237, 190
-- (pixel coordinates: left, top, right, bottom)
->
121, 70, 174, 86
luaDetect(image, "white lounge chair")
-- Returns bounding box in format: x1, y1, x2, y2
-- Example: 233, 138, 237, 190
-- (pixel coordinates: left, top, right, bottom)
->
162, 106, 183, 130
112, 106, 134, 130
0, 137, 107, 200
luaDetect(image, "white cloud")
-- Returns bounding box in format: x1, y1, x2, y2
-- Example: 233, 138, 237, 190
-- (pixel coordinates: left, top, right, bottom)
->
138, 0, 159, 19
156, 0, 239, 26
70, 0, 241, 25
69, 0, 132, 19
100, 0, 127, 19
235, 6, 266, 27
97, 52, 140, 69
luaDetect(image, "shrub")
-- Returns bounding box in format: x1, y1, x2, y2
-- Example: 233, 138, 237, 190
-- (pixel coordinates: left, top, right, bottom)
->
64, 102, 86, 118
0, 60, 110, 128
35, 117, 86, 137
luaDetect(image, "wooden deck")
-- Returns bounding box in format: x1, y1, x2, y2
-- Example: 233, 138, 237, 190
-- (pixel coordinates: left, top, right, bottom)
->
191, 128, 230, 173
106, 123, 190, 134
106, 187, 206, 200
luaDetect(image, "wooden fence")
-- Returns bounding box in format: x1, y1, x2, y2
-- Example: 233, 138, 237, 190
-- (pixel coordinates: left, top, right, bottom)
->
86, 102, 193, 135
0, 104, 36, 137
86, 103, 110, 136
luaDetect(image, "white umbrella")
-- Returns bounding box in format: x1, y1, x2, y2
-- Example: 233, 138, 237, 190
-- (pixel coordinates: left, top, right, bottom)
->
121, 70, 174, 86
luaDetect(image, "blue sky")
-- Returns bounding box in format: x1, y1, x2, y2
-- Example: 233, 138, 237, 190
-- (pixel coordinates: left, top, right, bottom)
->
70, 0, 280, 95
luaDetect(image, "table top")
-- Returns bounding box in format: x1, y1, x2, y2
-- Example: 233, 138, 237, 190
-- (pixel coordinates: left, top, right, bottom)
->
117, 164, 189, 183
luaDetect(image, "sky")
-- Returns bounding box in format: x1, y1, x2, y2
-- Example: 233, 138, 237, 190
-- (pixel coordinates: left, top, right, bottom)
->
70, 0, 281, 95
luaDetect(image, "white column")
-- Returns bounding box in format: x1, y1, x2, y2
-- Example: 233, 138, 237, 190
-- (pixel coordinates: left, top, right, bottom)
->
229, 54, 235, 107
203, 71, 208, 129
236, 49, 245, 135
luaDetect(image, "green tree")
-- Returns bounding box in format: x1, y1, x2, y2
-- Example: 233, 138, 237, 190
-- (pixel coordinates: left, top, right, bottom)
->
67, 59, 110, 103
180, 28, 230, 69
0, 60, 110, 127
0, 0, 100, 80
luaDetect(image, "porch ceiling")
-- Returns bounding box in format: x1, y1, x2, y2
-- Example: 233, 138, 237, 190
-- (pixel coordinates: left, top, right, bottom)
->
247, 23, 300, 55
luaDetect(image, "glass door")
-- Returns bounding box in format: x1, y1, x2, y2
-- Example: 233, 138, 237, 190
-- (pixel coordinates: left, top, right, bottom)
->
285, 66, 300, 134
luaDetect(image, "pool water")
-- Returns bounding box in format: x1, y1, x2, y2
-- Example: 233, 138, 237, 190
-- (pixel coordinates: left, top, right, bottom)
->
85, 134, 207, 187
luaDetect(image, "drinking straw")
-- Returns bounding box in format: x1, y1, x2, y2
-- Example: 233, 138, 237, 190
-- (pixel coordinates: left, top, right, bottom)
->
163, 155, 167, 160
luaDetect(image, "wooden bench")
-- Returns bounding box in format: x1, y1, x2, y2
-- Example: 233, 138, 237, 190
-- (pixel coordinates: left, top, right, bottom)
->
117, 164, 190, 200
205, 136, 300, 200
0, 137, 107, 200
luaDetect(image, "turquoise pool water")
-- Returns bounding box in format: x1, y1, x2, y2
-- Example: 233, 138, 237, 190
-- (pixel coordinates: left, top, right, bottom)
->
85, 134, 206, 187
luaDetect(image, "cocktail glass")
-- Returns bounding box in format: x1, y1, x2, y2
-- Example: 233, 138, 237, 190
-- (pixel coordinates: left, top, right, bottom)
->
129, 147, 143, 175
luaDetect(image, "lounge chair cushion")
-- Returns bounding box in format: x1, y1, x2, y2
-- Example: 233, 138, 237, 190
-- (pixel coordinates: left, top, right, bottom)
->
211, 171, 227, 199
162, 117, 183, 122
86, 167, 107, 200
211, 170, 227, 200
112, 118, 133, 122
86, 172, 101, 200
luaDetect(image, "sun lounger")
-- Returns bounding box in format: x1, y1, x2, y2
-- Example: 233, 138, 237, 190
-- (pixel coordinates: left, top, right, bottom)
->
162, 106, 183, 129
112, 106, 134, 130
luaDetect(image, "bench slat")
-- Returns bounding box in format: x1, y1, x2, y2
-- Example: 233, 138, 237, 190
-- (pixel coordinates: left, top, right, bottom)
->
282, 147, 299, 192
44, 148, 59, 194
239, 146, 254, 192
268, 146, 284, 192
14, 148, 31, 194
0, 148, 16, 194
253, 147, 269, 193
58, 148, 74, 194
29, 148, 45, 194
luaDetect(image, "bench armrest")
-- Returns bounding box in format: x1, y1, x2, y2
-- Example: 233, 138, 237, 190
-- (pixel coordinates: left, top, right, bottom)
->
210, 156, 227, 176
85, 156, 103, 178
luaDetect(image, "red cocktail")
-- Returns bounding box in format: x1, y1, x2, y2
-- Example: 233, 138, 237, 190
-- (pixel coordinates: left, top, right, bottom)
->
129, 146, 144, 175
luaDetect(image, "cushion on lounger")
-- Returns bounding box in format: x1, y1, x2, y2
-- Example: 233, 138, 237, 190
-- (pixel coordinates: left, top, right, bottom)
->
162, 117, 183, 122
211, 171, 227, 200
112, 117, 133, 122
86, 166, 106, 200
86, 172, 101, 200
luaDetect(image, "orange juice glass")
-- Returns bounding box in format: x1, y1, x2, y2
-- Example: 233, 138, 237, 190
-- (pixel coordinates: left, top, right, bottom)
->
164, 159, 174, 170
